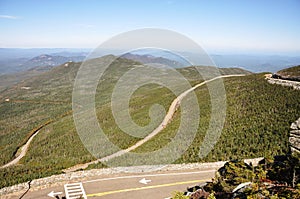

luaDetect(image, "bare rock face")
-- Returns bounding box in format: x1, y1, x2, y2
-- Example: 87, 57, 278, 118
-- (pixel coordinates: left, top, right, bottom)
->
290, 118, 300, 154
190, 189, 210, 199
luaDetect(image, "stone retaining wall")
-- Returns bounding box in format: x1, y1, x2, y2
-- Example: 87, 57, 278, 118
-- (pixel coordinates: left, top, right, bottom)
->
267, 77, 300, 90
266, 76, 300, 154
290, 118, 300, 154
0, 158, 263, 197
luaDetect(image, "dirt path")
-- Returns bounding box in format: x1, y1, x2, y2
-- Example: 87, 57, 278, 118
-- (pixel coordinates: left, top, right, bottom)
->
64, 74, 245, 172
1, 130, 40, 169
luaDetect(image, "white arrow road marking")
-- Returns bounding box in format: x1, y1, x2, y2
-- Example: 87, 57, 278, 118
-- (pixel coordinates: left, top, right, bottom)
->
84, 170, 216, 184
139, 178, 151, 185
47, 191, 63, 198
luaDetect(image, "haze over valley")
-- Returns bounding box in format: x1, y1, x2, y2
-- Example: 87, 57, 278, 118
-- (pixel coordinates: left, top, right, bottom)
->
0, 1, 299, 199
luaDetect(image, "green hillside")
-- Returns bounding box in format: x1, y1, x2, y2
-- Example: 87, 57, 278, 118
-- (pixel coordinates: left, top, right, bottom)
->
277, 65, 300, 76
275, 65, 300, 81
1, 57, 299, 188
95, 73, 300, 166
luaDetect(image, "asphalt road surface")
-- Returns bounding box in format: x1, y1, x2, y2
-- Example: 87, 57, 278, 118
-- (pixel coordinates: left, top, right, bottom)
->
10, 169, 215, 199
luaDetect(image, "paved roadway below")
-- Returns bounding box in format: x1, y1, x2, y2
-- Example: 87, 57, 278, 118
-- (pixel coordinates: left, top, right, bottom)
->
10, 169, 215, 199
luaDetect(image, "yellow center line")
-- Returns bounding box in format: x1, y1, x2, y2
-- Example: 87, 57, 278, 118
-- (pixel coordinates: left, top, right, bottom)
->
87, 179, 208, 197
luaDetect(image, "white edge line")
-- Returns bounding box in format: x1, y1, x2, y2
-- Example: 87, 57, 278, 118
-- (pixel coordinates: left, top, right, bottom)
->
83, 170, 216, 184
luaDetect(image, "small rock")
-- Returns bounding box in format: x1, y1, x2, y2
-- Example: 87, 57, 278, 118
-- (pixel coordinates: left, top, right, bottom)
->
291, 147, 300, 154
291, 122, 298, 130
190, 188, 210, 199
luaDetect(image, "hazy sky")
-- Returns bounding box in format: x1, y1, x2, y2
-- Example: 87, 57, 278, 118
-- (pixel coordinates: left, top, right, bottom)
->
1, 0, 299, 55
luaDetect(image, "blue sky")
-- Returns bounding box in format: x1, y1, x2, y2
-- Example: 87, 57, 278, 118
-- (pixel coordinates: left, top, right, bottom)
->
0, 0, 299, 55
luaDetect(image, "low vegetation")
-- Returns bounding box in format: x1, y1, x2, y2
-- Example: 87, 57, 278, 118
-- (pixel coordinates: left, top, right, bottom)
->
0, 59, 299, 189
275, 65, 300, 81
172, 154, 300, 199
277, 65, 300, 77
132, 74, 300, 163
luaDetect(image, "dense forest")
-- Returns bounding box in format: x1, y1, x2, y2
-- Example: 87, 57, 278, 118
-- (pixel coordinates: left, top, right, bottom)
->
0, 59, 299, 189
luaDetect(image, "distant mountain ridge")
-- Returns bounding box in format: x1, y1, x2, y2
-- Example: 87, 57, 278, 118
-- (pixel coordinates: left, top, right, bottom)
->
209, 54, 300, 73
121, 53, 185, 68
273, 65, 300, 82
0, 49, 88, 74
1, 54, 299, 190
1, 48, 300, 74
0, 54, 84, 92
20, 54, 85, 71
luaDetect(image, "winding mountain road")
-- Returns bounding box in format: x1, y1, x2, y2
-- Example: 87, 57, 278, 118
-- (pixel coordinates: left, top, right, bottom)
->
1, 74, 245, 170
64, 74, 245, 172
1, 130, 40, 169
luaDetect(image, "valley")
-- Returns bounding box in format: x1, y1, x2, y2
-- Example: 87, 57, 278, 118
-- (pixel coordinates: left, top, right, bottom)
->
1, 1, 300, 198
0, 54, 299, 191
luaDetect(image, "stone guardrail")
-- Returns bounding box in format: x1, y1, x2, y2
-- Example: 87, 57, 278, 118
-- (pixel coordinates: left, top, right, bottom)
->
266, 76, 300, 90
290, 118, 300, 155
0, 158, 263, 197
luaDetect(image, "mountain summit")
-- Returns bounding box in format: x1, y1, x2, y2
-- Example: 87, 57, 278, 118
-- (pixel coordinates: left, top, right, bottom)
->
20, 54, 85, 70
121, 53, 185, 68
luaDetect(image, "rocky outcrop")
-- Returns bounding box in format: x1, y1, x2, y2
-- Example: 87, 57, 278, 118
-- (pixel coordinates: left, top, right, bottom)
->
290, 118, 300, 154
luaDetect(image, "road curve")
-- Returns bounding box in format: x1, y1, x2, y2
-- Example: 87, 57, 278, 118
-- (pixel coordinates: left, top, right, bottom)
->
1, 130, 40, 169
64, 74, 245, 172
